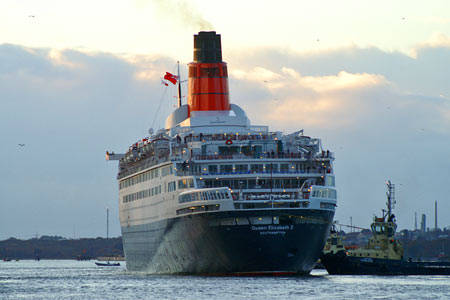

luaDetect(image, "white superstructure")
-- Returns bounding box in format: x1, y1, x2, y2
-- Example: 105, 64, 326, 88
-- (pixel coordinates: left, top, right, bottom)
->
115, 105, 336, 230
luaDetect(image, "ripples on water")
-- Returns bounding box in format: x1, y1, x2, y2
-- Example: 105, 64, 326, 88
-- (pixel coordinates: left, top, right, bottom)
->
0, 260, 449, 300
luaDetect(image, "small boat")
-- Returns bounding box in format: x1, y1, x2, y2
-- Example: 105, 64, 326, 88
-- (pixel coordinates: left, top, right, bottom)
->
321, 180, 450, 275
95, 261, 120, 267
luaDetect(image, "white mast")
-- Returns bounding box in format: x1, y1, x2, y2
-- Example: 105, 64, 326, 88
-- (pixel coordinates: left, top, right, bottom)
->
107, 208, 109, 239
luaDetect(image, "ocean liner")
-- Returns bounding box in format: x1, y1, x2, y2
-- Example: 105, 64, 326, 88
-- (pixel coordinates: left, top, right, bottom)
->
107, 31, 337, 275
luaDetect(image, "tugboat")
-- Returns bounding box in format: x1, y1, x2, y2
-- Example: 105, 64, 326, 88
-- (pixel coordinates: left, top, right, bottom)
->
321, 180, 450, 275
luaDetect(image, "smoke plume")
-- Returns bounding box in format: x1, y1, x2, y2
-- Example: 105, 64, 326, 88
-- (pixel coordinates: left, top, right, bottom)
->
152, 0, 214, 31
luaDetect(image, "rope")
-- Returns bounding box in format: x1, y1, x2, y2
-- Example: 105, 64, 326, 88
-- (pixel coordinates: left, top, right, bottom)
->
150, 87, 169, 130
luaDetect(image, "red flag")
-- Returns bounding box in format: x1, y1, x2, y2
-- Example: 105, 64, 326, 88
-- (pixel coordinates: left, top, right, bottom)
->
163, 72, 178, 85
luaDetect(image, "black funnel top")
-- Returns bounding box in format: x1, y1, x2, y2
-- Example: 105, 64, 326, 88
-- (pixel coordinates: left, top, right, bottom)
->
193, 31, 222, 63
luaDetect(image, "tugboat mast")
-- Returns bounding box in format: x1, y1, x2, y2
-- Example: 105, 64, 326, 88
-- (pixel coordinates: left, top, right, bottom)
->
385, 180, 396, 219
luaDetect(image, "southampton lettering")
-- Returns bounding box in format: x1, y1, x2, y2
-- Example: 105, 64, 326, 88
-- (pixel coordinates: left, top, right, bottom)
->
251, 225, 294, 235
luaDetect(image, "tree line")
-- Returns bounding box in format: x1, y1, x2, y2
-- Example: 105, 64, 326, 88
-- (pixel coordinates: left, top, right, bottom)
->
0, 236, 123, 260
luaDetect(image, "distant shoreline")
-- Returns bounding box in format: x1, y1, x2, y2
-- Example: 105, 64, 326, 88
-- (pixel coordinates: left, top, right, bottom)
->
0, 236, 123, 260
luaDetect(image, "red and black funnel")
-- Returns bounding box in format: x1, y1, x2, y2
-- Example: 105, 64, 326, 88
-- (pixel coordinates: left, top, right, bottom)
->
188, 31, 230, 116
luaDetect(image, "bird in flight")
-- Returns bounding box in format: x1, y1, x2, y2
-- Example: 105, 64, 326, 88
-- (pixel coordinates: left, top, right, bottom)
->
18, 144, 25, 147
29, 15, 35, 18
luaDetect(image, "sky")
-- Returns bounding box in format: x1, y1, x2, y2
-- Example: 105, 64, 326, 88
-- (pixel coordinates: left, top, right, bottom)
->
1, 0, 450, 240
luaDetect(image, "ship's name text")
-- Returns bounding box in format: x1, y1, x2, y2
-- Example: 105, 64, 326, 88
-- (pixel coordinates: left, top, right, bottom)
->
251, 225, 293, 231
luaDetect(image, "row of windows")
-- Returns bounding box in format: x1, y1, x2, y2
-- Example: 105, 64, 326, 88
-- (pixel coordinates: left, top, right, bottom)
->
176, 204, 220, 215
122, 178, 194, 203
119, 168, 160, 190
350, 252, 386, 258
214, 216, 277, 226
311, 188, 337, 199
217, 145, 262, 156
320, 202, 336, 210
207, 163, 290, 174
123, 185, 162, 203
233, 201, 309, 210
179, 190, 231, 204
203, 178, 308, 190
120, 165, 175, 190
207, 215, 327, 226
244, 194, 292, 200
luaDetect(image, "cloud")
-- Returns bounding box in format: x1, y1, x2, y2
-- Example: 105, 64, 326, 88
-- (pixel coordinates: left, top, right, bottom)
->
284, 69, 387, 92
411, 32, 450, 58
234, 67, 450, 139
230, 67, 391, 128
228, 33, 450, 101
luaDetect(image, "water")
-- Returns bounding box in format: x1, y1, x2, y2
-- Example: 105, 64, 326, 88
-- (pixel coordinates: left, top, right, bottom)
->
1, 260, 449, 300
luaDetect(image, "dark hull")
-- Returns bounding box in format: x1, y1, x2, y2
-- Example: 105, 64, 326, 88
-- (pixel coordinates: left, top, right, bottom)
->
121, 209, 334, 274
321, 251, 450, 275
95, 262, 120, 267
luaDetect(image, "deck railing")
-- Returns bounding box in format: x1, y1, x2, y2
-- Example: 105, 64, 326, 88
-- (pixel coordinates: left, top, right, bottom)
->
175, 168, 331, 177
